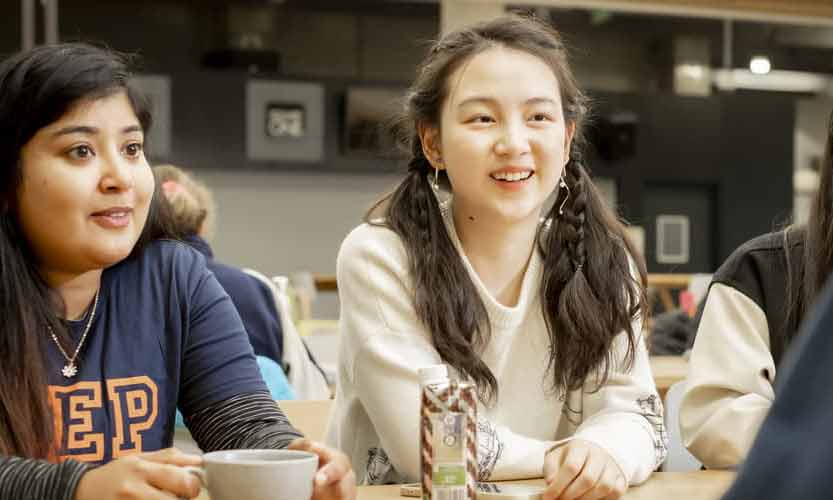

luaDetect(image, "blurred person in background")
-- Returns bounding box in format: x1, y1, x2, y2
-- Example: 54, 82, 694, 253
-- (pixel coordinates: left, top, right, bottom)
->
154, 163, 293, 396
327, 15, 666, 500
154, 164, 329, 401
680, 109, 833, 469
720, 278, 833, 500
0, 42, 355, 500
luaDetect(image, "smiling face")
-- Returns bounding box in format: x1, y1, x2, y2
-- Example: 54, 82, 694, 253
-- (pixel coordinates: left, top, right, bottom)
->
15, 91, 153, 278
421, 46, 575, 225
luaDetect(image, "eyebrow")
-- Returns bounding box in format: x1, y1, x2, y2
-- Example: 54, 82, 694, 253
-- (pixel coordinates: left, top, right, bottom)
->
51, 124, 143, 137
456, 96, 558, 108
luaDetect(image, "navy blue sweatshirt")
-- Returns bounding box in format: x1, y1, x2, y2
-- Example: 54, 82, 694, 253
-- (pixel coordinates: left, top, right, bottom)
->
184, 235, 284, 367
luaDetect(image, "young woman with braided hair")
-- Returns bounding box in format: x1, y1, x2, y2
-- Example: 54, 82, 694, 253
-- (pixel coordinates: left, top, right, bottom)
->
327, 15, 666, 500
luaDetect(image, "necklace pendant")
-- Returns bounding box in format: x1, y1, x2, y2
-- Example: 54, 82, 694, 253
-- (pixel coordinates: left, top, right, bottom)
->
62, 363, 78, 378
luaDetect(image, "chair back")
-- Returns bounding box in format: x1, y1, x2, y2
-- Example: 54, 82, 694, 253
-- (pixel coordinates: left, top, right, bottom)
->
661, 380, 703, 472
244, 270, 331, 400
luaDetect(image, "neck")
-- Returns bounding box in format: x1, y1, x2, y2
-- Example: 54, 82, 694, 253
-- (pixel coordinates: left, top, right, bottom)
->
40, 269, 102, 320
452, 206, 539, 307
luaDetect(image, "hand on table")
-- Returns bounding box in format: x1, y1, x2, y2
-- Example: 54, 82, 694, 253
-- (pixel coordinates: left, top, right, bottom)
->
289, 438, 357, 500
74, 447, 203, 500
543, 439, 626, 500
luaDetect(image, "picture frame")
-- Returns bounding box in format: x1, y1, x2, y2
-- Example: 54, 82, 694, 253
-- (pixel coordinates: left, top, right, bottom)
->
246, 80, 324, 163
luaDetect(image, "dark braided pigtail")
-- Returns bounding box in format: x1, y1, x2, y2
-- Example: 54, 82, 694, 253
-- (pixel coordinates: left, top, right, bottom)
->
368, 150, 498, 404
539, 142, 645, 396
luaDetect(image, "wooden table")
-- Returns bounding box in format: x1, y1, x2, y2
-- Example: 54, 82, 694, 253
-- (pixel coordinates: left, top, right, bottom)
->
650, 355, 688, 400
198, 471, 733, 500
359, 472, 733, 500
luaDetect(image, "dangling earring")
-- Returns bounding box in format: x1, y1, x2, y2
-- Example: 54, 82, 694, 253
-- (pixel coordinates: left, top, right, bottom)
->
431, 151, 443, 191
431, 165, 440, 192
558, 174, 571, 216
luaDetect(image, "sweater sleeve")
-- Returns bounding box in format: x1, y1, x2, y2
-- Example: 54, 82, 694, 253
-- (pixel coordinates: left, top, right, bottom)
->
338, 226, 566, 482
679, 283, 775, 469
560, 325, 668, 485
185, 391, 303, 451
0, 457, 88, 500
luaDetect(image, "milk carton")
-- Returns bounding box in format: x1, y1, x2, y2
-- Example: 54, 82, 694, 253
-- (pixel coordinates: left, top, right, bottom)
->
418, 365, 477, 500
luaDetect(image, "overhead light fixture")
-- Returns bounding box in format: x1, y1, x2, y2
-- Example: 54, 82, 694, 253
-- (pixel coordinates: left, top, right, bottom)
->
749, 55, 771, 75
714, 68, 833, 93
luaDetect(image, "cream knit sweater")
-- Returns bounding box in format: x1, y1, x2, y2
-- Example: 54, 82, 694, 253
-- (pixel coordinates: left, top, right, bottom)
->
326, 209, 666, 485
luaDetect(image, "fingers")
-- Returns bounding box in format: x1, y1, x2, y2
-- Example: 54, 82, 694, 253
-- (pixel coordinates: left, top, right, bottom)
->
600, 468, 627, 500
289, 439, 350, 487
143, 461, 203, 499
312, 468, 358, 500
316, 451, 351, 488
544, 444, 589, 500
290, 439, 332, 464
288, 439, 357, 500
560, 448, 604, 500
574, 460, 624, 500
141, 448, 203, 467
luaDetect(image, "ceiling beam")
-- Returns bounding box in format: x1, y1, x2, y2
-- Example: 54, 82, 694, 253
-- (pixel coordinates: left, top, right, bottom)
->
487, 0, 833, 26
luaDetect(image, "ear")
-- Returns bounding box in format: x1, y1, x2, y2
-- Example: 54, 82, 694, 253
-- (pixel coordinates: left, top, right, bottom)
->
417, 122, 444, 170
563, 121, 576, 166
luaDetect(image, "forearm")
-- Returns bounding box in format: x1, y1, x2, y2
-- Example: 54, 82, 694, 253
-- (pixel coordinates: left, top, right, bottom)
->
478, 417, 554, 481
186, 391, 304, 451
680, 284, 776, 469
0, 456, 88, 500
681, 391, 770, 468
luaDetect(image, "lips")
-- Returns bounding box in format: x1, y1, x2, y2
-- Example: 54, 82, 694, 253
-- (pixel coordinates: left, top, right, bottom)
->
490, 167, 535, 182
91, 206, 133, 229
92, 207, 132, 217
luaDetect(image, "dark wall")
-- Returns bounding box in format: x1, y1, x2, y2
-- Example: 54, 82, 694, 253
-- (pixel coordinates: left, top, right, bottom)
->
589, 90, 794, 267
0, 3, 20, 52
0, 2, 795, 271
0, 1, 436, 173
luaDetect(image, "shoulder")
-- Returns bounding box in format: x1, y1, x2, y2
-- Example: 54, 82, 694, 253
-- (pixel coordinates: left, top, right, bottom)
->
714, 231, 801, 283
114, 239, 207, 277
338, 222, 408, 273
733, 230, 800, 256
214, 262, 276, 310
208, 259, 259, 290
711, 229, 803, 307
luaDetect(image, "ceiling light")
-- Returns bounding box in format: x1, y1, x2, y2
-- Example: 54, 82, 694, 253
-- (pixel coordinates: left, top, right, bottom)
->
714, 69, 833, 93
749, 55, 771, 75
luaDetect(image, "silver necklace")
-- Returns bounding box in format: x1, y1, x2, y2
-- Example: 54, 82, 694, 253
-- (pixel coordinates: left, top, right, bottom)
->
47, 289, 100, 378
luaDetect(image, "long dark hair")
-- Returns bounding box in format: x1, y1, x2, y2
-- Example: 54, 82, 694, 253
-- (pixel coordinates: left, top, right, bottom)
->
368, 15, 646, 403
0, 43, 162, 458
785, 111, 833, 335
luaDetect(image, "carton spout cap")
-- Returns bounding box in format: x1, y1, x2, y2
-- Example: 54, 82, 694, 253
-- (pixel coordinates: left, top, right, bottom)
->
418, 364, 448, 385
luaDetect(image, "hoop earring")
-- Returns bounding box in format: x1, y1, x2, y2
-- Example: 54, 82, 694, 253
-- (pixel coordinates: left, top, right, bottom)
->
558, 175, 570, 216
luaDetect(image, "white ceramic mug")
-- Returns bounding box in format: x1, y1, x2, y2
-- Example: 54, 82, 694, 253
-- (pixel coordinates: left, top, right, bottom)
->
188, 449, 318, 500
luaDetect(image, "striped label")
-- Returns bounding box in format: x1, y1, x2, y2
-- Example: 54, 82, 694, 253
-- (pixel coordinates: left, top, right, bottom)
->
420, 380, 478, 500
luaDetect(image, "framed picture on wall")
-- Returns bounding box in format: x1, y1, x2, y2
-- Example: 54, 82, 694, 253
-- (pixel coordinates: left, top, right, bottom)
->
246, 80, 324, 163
265, 103, 306, 138
656, 214, 690, 264
342, 86, 405, 158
